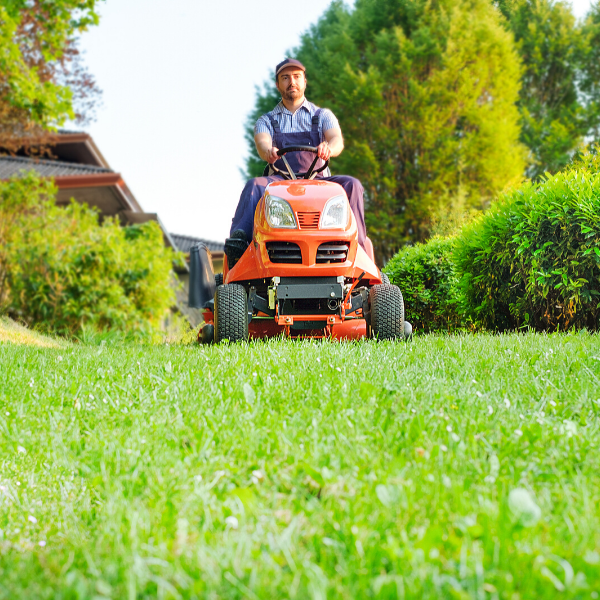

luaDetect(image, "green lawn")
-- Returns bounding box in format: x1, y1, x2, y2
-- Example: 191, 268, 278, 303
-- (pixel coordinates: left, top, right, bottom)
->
1, 333, 599, 599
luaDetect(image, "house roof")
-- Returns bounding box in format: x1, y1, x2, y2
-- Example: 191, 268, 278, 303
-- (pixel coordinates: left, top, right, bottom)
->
50, 131, 111, 168
0, 135, 224, 269
170, 233, 224, 254
0, 130, 110, 169
0, 155, 112, 178
0, 154, 144, 215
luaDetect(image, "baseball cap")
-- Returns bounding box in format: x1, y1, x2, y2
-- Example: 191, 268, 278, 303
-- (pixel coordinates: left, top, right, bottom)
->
275, 58, 306, 79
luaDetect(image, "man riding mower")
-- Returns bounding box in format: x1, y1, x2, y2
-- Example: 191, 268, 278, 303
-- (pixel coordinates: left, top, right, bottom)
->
188, 58, 410, 342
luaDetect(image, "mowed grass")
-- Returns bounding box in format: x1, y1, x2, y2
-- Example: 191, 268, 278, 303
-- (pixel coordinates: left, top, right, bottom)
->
1, 333, 599, 599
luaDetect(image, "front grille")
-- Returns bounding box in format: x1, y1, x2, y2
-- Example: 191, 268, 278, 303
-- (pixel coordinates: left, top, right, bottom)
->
316, 241, 350, 264
266, 242, 302, 263
297, 211, 320, 230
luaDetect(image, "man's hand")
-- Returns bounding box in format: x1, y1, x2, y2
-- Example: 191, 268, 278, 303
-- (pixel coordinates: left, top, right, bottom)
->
317, 141, 331, 161
266, 146, 279, 164
255, 132, 280, 164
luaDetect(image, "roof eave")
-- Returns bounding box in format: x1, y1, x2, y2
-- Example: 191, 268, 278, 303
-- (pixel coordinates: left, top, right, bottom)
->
51, 132, 111, 169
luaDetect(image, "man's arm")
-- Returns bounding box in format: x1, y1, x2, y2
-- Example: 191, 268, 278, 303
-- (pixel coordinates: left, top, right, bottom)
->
254, 132, 279, 164
317, 127, 344, 161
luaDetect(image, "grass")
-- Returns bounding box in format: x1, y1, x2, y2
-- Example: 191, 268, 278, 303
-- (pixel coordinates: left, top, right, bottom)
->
0, 316, 65, 348
0, 332, 599, 599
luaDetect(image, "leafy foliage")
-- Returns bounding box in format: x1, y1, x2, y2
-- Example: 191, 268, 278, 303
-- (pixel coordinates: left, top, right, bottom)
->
0, 171, 55, 305
0, 0, 102, 149
0, 174, 178, 338
245, 0, 526, 261
454, 149, 600, 331
384, 236, 465, 332
497, 0, 600, 179
582, 1, 600, 144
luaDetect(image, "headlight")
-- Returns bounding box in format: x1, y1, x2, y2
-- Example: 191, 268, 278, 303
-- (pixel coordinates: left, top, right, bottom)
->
265, 195, 297, 229
320, 195, 349, 229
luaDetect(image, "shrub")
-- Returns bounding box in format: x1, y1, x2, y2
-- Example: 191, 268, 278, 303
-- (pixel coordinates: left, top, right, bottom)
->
0, 172, 55, 306
384, 236, 465, 332
1, 174, 179, 338
454, 155, 600, 331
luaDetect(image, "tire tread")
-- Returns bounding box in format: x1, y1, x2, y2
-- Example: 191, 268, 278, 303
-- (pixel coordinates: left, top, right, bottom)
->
214, 284, 248, 342
369, 284, 404, 340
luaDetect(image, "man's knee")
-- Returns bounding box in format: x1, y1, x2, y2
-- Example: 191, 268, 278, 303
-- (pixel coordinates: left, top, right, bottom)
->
242, 177, 269, 197
343, 175, 363, 190
330, 175, 364, 196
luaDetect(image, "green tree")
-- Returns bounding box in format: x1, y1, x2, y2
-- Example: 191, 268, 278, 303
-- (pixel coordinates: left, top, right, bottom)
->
581, 1, 600, 143
497, 0, 600, 179
0, 0, 102, 150
245, 0, 526, 261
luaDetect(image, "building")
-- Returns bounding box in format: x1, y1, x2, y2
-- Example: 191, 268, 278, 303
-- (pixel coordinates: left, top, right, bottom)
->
0, 131, 223, 327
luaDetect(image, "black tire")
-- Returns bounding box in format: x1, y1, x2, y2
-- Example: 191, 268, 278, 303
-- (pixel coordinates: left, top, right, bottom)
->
380, 271, 390, 285
200, 323, 214, 344
215, 273, 223, 287
368, 284, 404, 340
214, 284, 248, 343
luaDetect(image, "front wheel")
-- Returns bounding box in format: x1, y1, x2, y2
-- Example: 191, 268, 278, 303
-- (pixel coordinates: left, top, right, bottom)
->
368, 284, 404, 340
214, 284, 248, 343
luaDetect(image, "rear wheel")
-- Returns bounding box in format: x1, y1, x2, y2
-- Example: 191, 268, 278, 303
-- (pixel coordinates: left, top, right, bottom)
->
215, 273, 223, 287
368, 284, 404, 340
214, 284, 248, 343
380, 271, 390, 285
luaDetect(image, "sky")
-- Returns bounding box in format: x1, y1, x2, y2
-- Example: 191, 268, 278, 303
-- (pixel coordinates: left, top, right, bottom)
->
79, 0, 348, 243
79, 0, 593, 244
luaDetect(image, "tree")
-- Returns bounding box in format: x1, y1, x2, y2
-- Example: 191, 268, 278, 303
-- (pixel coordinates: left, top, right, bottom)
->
496, 0, 600, 179
581, 1, 600, 144
245, 0, 526, 261
0, 0, 102, 151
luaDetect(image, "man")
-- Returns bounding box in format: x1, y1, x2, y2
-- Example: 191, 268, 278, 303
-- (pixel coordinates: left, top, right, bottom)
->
226, 58, 366, 264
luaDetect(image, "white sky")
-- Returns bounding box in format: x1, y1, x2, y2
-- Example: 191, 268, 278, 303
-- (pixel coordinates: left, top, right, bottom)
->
78, 0, 593, 243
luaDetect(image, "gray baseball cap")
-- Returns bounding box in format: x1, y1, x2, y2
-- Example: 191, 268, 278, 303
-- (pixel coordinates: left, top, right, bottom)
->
275, 58, 306, 78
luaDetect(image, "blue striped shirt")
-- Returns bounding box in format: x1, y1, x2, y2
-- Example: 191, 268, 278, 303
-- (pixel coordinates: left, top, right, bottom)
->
254, 99, 340, 140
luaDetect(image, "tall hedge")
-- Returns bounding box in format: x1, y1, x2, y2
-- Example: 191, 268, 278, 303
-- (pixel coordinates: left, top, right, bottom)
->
1, 174, 179, 338
454, 153, 600, 331
384, 236, 464, 333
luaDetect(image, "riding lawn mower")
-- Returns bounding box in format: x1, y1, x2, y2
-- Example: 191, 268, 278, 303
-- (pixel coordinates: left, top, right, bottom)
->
189, 146, 411, 343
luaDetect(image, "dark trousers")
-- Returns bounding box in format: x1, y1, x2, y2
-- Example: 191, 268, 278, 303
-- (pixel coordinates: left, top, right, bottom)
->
231, 175, 366, 247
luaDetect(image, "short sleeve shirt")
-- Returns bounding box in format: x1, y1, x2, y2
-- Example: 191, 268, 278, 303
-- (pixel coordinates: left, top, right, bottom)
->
254, 99, 340, 140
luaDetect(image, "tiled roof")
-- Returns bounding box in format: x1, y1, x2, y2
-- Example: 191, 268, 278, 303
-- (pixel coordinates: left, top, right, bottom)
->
171, 233, 224, 254
0, 155, 112, 179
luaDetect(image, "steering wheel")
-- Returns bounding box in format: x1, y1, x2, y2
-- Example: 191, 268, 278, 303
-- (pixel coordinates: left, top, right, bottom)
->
268, 145, 329, 181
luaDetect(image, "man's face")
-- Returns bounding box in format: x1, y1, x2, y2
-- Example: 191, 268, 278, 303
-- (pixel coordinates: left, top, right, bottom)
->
276, 68, 307, 102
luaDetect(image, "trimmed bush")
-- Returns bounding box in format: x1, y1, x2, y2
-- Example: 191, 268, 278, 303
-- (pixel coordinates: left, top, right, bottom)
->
1, 174, 179, 338
384, 236, 465, 332
454, 157, 600, 331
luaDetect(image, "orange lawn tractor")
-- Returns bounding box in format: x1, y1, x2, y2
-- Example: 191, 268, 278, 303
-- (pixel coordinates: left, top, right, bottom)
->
189, 146, 411, 343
